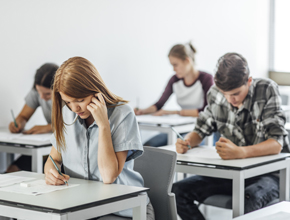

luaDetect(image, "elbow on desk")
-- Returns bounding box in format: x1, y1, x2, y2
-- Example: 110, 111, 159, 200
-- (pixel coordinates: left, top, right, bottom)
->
102, 177, 116, 184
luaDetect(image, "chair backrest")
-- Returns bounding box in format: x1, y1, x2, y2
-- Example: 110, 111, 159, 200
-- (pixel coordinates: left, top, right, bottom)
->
134, 146, 178, 220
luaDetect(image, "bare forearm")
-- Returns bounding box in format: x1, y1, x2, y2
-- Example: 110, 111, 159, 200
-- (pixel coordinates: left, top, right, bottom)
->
98, 125, 119, 183
241, 139, 282, 158
179, 109, 199, 117
186, 132, 203, 148
142, 105, 158, 114
44, 159, 61, 175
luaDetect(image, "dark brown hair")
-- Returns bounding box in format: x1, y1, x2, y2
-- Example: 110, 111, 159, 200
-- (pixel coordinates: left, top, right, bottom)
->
168, 43, 197, 63
33, 63, 59, 89
214, 53, 250, 91
52, 56, 128, 151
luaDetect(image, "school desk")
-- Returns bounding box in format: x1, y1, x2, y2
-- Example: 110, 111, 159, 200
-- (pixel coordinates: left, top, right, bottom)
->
0, 127, 51, 173
233, 201, 290, 219
0, 171, 148, 220
160, 145, 290, 218
136, 114, 204, 145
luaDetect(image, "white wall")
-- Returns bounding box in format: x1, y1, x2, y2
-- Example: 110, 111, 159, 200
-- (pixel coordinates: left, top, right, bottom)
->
0, 0, 270, 126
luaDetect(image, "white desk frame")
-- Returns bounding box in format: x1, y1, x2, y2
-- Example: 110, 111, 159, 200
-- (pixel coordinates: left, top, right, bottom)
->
139, 123, 195, 145
233, 201, 290, 219
161, 145, 290, 218
0, 172, 147, 220
0, 144, 51, 173
137, 115, 215, 146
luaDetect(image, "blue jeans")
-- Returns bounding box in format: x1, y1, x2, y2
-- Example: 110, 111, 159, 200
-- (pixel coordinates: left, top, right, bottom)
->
172, 174, 279, 220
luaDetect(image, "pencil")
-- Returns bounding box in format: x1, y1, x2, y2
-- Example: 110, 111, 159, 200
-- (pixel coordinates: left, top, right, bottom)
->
171, 127, 191, 149
49, 155, 68, 186
11, 109, 18, 128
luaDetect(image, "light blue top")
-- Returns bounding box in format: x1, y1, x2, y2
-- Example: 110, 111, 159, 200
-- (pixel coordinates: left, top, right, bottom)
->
25, 89, 52, 124
50, 103, 147, 217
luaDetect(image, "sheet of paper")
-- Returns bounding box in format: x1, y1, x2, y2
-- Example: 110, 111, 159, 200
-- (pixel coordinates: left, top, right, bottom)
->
136, 114, 196, 125
0, 131, 51, 142
0, 179, 79, 196
254, 211, 290, 220
0, 174, 35, 187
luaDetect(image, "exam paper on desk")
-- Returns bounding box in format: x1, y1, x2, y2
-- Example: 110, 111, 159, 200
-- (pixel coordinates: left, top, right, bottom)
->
0, 131, 51, 142
0, 179, 79, 195
0, 174, 35, 187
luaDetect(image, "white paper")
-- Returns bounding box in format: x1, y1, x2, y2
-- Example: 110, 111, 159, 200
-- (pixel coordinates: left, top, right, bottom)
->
0, 174, 35, 187
0, 131, 51, 142
136, 114, 196, 125
0, 179, 79, 196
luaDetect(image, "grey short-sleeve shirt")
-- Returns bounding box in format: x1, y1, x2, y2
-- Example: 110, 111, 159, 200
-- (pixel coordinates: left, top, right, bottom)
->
25, 89, 52, 124
50, 104, 147, 217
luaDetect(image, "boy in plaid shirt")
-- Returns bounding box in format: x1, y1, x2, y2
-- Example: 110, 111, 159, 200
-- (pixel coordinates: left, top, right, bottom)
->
172, 53, 289, 220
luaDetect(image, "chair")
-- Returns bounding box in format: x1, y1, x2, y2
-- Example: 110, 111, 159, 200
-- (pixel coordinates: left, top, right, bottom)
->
98, 146, 178, 220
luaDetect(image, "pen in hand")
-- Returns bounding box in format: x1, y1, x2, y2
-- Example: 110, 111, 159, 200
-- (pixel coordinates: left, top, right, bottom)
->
49, 155, 68, 186
171, 127, 191, 149
11, 109, 18, 128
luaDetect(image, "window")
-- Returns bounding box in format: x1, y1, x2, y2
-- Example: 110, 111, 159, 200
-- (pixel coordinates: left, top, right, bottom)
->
270, 0, 290, 72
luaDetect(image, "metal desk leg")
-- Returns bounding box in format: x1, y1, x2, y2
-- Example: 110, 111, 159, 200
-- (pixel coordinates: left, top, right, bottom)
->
132, 193, 147, 220
32, 149, 43, 173
168, 130, 176, 145
232, 171, 245, 218
279, 159, 290, 201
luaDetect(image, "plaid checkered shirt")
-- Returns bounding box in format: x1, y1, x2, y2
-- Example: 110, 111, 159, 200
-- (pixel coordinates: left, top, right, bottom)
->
194, 78, 289, 151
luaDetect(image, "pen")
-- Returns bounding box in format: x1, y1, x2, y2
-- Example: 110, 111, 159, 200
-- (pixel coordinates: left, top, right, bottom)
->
136, 97, 139, 111
11, 109, 18, 128
171, 127, 191, 149
49, 155, 68, 186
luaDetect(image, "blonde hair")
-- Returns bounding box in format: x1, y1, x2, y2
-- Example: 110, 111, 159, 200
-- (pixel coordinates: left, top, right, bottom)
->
52, 56, 128, 151
168, 42, 197, 63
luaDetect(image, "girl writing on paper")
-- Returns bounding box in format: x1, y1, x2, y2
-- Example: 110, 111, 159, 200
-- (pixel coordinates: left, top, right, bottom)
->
44, 56, 154, 219
7, 63, 58, 172
134, 43, 214, 147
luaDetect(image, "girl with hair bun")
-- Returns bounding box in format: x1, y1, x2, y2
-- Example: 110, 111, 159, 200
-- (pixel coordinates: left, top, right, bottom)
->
135, 43, 214, 147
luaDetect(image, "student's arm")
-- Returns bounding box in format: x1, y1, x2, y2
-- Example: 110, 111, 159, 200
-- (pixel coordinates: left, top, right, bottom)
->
216, 81, 287, 160
9, 104, 35, 133
98, 124, 128, 184
179, 109, 199, 117
176, 131, 203, 154
197, 72, 214, 113
136, 76, 177, 116
23, 124, 52, 134
44, 146, 70, 185
134, 105, 157, 115
88, 93, 127, 184
215, 137, 281, 160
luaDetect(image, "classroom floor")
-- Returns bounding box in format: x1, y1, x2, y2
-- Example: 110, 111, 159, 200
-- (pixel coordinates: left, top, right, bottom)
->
177, 205, 233, 220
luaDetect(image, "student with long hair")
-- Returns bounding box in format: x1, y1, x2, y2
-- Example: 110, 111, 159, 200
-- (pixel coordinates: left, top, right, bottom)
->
44, 56, 155, 219
7, 63, 58, 172
135, 43, 214, 147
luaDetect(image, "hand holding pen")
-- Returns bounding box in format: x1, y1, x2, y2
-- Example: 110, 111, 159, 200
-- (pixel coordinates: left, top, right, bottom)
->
46, 155, 69, 186
9, 109, 24, 133
172, 127, 192, 154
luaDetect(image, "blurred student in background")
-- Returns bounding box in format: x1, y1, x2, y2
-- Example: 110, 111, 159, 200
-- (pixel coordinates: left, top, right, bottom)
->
7, 63, 58, 172
135, 43, 214, 147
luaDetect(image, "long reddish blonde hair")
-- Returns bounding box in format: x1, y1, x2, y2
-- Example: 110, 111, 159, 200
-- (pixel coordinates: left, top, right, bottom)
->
52, 56, 128, 151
